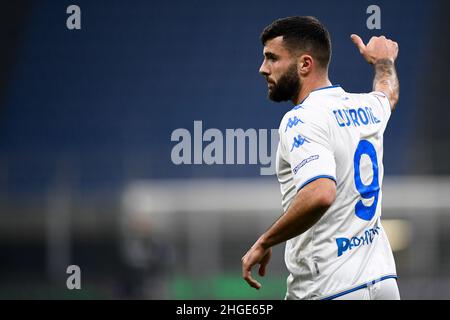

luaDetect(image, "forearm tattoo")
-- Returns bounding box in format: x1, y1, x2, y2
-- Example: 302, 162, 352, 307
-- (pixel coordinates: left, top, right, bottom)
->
373, 59, 399, 109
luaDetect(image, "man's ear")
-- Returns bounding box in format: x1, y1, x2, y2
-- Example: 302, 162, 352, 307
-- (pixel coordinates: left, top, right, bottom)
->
298, 55, 313, 75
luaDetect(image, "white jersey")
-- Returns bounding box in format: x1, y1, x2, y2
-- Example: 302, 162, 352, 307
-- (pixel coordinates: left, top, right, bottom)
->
276, 85, 397, 300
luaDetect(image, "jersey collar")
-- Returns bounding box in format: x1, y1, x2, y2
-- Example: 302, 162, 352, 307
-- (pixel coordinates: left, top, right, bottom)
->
295, 84, 343, 108
310, 84, 342, 94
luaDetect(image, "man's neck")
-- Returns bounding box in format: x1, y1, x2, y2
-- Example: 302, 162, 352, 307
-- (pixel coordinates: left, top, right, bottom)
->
292, 76, 332, 105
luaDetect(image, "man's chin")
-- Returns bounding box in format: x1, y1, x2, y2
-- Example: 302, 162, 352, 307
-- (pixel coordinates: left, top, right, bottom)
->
268, 91, 288, 102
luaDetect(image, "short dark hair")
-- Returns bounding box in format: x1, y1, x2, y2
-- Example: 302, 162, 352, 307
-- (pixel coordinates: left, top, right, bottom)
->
260, 16, 332, 69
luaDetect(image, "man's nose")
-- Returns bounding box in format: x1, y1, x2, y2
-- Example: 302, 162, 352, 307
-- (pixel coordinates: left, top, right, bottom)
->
259, 62, 269, 76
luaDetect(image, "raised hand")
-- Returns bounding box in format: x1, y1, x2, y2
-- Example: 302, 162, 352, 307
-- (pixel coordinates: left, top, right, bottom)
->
351, 34, 398, 65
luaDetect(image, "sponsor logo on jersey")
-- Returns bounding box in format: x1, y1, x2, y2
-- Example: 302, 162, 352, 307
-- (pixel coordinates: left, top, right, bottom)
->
336, 226, 381, 257
292, 155, 319, 174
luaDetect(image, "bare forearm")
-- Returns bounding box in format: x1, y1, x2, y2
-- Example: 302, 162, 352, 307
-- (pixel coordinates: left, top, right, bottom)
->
373, 59, 399, 111
257, 179, 335, 249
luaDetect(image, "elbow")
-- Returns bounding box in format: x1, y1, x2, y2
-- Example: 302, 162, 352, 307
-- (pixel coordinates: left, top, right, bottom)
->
301, 177, 337, 211
390, 93, 399, 112
389, 82, 400, 111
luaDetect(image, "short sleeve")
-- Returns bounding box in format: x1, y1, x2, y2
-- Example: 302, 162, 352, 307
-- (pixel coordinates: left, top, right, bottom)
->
368, 91, 392, 126
279, 110, 336, 191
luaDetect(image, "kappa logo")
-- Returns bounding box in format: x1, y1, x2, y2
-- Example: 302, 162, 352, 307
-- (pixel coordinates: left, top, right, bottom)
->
285, 116, 304, 132
290, 134, 310, 152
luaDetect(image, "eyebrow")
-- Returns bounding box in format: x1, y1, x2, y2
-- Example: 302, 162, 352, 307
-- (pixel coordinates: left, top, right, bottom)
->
264, 52, 279, 59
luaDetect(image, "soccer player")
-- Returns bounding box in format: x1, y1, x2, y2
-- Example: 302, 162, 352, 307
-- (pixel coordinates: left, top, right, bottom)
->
241, 16, 400, 300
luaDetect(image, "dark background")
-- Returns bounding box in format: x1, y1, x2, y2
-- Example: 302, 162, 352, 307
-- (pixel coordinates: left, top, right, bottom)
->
0, 0, 449, 299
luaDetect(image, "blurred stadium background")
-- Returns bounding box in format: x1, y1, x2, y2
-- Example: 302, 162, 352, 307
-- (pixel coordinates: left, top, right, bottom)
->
0, 0, 449, 299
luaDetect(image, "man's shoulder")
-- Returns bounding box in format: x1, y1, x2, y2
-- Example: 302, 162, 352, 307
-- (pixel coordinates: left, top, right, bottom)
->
279, 103, 330, 138
344, 90, 385, 103
279, 104, 313, 131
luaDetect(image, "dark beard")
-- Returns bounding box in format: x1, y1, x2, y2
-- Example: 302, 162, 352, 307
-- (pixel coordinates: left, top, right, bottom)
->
268, 63, 300, 102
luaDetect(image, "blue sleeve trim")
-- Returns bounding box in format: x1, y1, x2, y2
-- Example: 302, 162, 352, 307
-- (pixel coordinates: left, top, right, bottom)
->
297, 175, 336, 191
321, 275, 398, 300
